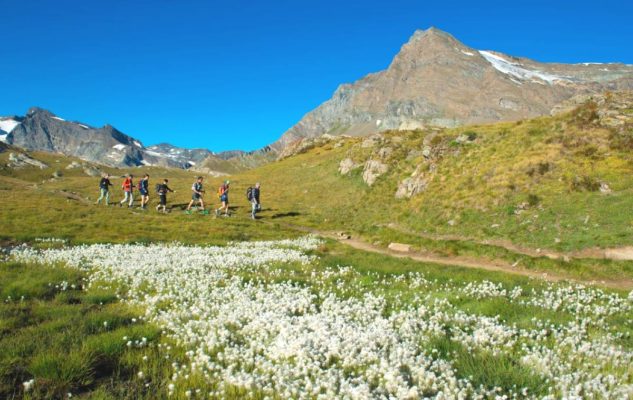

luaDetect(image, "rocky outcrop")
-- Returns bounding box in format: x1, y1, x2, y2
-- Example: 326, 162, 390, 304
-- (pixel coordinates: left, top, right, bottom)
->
270, 27, 633, 151
7, 152, 48, 169
338, 158, 358, 175
362, 160, 389, 186
395, 176, 427, 199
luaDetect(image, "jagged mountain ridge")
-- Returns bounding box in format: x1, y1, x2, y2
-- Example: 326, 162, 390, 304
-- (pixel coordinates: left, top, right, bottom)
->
271, 27, 633, 150
0, 107, 248, 171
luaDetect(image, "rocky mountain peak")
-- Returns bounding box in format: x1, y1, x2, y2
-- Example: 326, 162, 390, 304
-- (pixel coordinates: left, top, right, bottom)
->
270, 28, 633, 152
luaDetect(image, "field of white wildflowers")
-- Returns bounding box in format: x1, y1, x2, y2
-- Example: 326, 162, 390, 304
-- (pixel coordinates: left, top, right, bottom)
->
11, 237, 633, 399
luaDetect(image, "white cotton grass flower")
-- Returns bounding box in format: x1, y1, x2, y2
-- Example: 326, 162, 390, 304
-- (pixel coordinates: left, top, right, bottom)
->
10, 236, 633, 399
22, 379, 35, 392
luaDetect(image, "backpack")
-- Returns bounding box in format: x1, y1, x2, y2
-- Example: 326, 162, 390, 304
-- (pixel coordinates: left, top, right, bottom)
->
217, 185, 225, 198
246, 187, 253, 201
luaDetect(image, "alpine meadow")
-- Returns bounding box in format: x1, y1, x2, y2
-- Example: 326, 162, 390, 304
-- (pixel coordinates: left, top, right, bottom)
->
1, 8, 633, 400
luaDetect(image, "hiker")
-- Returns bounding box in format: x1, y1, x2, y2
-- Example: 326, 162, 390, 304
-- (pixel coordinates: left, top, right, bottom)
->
215, 180, 230, 217
186, 176, 205, 211
96, 173, 113, 205
155, 178, 174, 213
119, 174, 135, 208
138, 174, 150, 209
247, 182, 261, 220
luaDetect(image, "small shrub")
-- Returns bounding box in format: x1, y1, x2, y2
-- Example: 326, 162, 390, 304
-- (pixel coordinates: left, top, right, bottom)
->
570, 175, 601, 192
527, 194, 541, 207
570, 100, 600, 128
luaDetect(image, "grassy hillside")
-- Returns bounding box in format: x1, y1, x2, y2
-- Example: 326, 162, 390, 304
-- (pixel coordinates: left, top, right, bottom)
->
234, 92, 633, 252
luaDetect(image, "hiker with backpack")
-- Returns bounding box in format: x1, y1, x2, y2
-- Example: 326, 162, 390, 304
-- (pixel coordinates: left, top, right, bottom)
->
119, 174, 135, 208
247, 182, 261, 220
96, 173, 113, 205
155, 178, 174, 213
215, 180, 230, 217
138, 174, 149, 210
186, 176, 205, 212
138, 174, 150, 209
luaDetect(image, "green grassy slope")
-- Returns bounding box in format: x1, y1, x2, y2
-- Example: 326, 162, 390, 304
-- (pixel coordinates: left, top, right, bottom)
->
234, 93, 633, 252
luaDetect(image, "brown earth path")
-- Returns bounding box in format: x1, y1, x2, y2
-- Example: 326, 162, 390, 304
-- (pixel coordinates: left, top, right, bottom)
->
264, 221, 633, 291
384, 223, 633, 261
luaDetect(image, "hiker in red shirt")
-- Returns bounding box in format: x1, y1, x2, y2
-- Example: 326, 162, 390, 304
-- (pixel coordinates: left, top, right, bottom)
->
119, 174, 135, 208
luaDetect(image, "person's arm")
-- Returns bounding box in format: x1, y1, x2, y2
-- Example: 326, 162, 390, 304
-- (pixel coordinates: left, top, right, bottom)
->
168, 186, 174, 193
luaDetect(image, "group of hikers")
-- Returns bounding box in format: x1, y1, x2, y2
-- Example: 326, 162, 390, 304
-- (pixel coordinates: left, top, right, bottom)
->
96, 173, 261, 219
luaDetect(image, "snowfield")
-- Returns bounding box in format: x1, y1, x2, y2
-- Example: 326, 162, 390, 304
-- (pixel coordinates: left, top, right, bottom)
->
479, 51, 571, 84
0, 118, 21, 134
10, 238, 633, 399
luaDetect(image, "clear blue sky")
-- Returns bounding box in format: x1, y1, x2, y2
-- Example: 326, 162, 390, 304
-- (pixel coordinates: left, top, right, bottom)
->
1, 0, 632, 152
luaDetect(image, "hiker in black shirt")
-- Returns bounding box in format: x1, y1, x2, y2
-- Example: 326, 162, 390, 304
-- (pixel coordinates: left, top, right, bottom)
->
155, 179, 174, 213
96, 173, 113, 205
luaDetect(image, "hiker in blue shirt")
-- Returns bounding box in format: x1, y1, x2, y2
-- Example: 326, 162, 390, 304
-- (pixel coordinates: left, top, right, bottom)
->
139, 174, 150, 209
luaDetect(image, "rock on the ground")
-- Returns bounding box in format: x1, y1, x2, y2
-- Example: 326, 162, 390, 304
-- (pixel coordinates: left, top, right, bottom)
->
388, 242, 411, 252
84, 167, 102, 177
338, 158, 358, 175
7, 152, 48, 169
362, 159, 389, 186
66, 161, 82, 169
395, 176, 427, 198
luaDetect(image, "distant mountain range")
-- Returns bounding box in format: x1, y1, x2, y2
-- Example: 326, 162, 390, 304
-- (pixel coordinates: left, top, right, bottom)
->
0, 107, 263, 173
2, 27, 632, 170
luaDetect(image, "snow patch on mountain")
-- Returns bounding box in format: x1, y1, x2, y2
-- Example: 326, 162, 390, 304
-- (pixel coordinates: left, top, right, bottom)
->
52, 116, 65, 121
479, 51, 570, 84
0, 119, 21, 133
113, 144, 127, 151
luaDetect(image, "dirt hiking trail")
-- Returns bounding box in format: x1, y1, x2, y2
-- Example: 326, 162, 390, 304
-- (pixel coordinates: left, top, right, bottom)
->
266, 221, 633, 291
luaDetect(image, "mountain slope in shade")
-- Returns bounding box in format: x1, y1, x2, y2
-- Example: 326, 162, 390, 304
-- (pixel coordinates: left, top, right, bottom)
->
271, 27, 633, 151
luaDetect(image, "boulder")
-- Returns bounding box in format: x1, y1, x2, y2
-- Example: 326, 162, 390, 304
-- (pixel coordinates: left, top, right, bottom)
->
377, 147, 393, 159
361, 134, 383, 148
338, 158, 358, 175
66, 161, 82, 169
7, 152, 48, 169
395, 176, 427, 198
84, 167, 102, 177
362, 160, 388, 186
388, 243, 411, 252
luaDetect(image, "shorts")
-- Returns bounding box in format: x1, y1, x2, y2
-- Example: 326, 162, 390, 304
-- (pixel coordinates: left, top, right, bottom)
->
220, 194, 228, 203
159, 195, 167, 205
192, 193, 201, 200
139, 189, 148, 196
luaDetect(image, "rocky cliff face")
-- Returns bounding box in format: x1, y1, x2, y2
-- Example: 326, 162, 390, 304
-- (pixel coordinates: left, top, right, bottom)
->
271, 27, 633, 151
0, 108, 248, 171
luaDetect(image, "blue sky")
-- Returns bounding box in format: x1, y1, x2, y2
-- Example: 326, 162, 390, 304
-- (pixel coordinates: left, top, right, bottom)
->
1, 0, 632, 152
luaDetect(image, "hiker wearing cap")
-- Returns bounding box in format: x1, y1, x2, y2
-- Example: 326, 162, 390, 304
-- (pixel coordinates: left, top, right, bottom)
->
186, 176, 205, 211
96, 173, 113, 205
119, 174, 135, 208
155, 178, 174, 213
138, 174, 150, 209
215, 180, 230, 217
247, 182, 261, 220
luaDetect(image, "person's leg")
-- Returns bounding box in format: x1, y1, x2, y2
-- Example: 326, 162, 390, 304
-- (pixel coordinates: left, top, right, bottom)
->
128, 191, 134, 207
105, 190, 110, 205
96, 189, 104, 204
199, 199, 205, 210
186, 199, 194, 211
120, 191, 128, 206
251, 201, 256, 219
